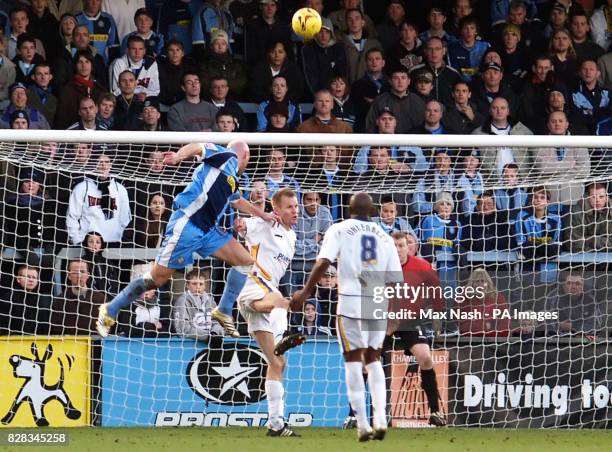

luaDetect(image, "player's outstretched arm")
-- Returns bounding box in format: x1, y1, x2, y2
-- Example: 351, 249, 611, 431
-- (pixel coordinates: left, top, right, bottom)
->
163, 143, 204, 165
291, 258, 331, 311
231, 197, 280, 223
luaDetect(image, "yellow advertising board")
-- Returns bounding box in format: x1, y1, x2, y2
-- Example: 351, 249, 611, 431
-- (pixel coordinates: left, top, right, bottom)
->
0, 336, 90, 427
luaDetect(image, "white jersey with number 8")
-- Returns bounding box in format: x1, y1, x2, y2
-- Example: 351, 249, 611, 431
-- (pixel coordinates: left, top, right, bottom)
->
317, 218, 403, 319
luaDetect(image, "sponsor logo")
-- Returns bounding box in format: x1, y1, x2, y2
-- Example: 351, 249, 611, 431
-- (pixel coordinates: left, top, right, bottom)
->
154, 412, 313, 427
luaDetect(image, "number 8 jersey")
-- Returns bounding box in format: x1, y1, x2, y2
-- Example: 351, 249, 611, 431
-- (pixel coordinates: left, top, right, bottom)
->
317, 218, 403, 319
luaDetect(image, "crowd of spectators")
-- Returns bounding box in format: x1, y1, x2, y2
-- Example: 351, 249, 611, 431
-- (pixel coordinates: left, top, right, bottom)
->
0, 0, 611, 340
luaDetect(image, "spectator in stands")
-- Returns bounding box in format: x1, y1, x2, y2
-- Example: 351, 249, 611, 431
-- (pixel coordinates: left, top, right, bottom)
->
101, 0, 144, 41
249, 40, 304, 103
13, 33, 45, 84
138, 96, 163, 131
51, 24, 109, 91
472, 96, 533, 179
548, 28, 579, 86
191, 0, 235, 60
388, 20, 423, 73
244, 0, 292, 66
365, 66, 425, 133
340, 8, 383, 84
456, 150, 484, 216
566, 182, 612, 252
373, 195, 416, 236
570, 59, 611, 134
54, 13, 78, 61
54, 50, 108, 129
328, 75, 357, 129
0, 265, 51, 335
96, 93, 115, 129
45, 1, 83, 21
66, 152, 132, 246
375, 0, 405, 54
302, 18, 348, 97
263, 100, 293, 132
26, 63, 56, 126
355, 146, 408, 194
264, 147, 301, 196
589, 0, 612, 51
51, 259, 106, 335
256, 75, 300, 132
494, 163, 528, 222
519, 55, 555, 132
167, 72, 217, 131
292, 299, 332, 336
206, 78, 247, 131
419, 4, 456, 46
80, 230, 119, 296
459, 267, 511, 336
463, 190, 513, 252
448, 16, 489, 82
543, 2, 569, 40
410, 36, 462, 105
76, 0, 119, 64
307, 145, 348, 220
313, 264, 338, 332
248, 180, 272, 212
112, 70, 144, 130
498, 23, 529, 91
329, 0, 376, 38
350, 47, 388, 132
0, 82, 50, 129
27, 0, 61, 61
9, 110, 30, 129
447, 0, 473, 36
412, 149, 457, 216
292, 191, 333, 289
0, 36, 17, 102
215, 109, 237, 132
410, 99, 447, 133
157, 39, 195, 107
199, 30, 247, 99
444, 80, 484, 134
534, 111, 590, 211
492, 0, 543, 55
173, 268, 224, 340
110, 35, 159, 100
67, 96, 105, 130
124, 190, 171, 249
545, 272, 602, 337
412, 70, 436, 103
120, 7, 164, 58
471, 61, 519, 117
7, 6, 46, 60
570, 12, 604, 63
126, 285, 171, 338
296, 89, 353, 133
156, 0, 194, 56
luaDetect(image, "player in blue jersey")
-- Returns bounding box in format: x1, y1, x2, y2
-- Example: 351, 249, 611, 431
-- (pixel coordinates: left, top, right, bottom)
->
96, 140, 277, 338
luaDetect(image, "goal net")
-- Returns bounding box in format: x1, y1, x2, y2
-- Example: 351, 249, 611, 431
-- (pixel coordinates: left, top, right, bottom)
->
0, 131, 610, 429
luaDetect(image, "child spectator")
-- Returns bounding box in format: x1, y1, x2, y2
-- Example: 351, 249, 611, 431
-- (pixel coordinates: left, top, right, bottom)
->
448, 16, 489, 82
126, 286, 170, 338
328, 75, 357, 130
412, 149, 457, 216
96, 93, 116, 129
566, 182, 612, 252
373, 195, 416, 236
121, 8, 164, 58
494, 163, 528, 223
292, 299, 332, 336
173, 269, 224, 340
12, 33, 45, 84
456, 150, 484, 216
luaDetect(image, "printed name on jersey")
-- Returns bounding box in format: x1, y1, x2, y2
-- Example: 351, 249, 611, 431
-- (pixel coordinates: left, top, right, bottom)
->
273, 252, 291, 266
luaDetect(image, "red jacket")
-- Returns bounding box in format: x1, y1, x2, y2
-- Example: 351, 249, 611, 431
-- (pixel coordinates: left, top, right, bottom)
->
459, 293, 511, 337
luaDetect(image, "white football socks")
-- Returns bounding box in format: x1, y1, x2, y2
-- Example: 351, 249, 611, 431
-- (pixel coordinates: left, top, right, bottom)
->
270, 307, 288, 344
366, 360, 387, 429
344, 361, 370, 432
265, 380, 285, 430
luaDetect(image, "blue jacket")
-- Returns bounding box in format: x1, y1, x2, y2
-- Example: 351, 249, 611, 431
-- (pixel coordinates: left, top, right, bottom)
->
412, 171, 457, 215
495, 187, 528, 222
490, 0, 537, 25
294, 205, 333, 260
418, 214, 462, 268
373, 216, 416, 237
448, 40, 490, 82
515, 210, 561, 278
457, 172, 484, 216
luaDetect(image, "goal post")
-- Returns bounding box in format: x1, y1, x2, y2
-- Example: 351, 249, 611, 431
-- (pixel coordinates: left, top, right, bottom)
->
0, 131, 610, 429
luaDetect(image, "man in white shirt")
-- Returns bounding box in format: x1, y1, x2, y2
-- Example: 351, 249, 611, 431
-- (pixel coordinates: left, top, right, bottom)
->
292, 192, 403, 442
110, 35, 159, 100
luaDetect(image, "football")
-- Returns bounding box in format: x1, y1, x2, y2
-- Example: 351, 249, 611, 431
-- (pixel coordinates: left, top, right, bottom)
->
292, 7, 322, 41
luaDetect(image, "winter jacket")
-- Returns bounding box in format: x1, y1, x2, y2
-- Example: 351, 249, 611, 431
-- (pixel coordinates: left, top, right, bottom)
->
0, 104, 50, 129
0, 284, 51, 335
340, 33, 383, 84
294, 205, 333, 261
110, 55, 160, 97
544, 288, 601, 335
365, 90, 425, 134
173, 291, 224, 339
409, 62, 462, 105
54, 78, 108, 129
51, 287, 106, 335
198, 51, 247, 98
50, 45, 109, 91
301, 39, 348, 95
2, 194, 58, 251
249, 59, 304, 103
296, 115, 353, 133
566, 200, 612, 252
0, 56, 16, 101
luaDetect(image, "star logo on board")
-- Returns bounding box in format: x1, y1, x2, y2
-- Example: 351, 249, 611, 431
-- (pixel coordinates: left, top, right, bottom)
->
211, 352, 258, 398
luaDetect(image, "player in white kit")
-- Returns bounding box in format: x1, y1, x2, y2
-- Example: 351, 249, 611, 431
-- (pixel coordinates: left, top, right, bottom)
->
292, 193, 403, 442
234, 187, 304, 437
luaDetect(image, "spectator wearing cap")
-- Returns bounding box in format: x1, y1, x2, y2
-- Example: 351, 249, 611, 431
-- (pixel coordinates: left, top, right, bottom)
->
157, 39, 196, 107
412, 149, 458, 216
264, 100, 293, 132
412, 70, 435, 103
497, 23, 530, 90
470, 61, 519, 117
26, 0, 60, 60
548, 28, 579, 87
387, 20, 423, 74
198, 30, 247, 99
418, 4, 457, 46
215, 109, 238, 132
350, 48, 389, 132
120, 8, 165, 58
102, 0, 145, 41
447, 16, 490, 83
444, 80, 485, 134
410, 99, 448, 134
0, 37, 17, 102
7, 6, 46, 60
192, 0, 235, 60
10, 109, 30, 129
291, 299, 333, 336
0, 82, 50, 129
256, 75, 300, 131
410, 36, 462, 105
54, 50, 108, 129
569, 12, 604, 63
168, 72, 218, 132
329, 0, 377, 39
139, 96, 164, 131
67, 96, 108, 130
26, 63, 57, 126
204, 76, 248, 131
75, 0, 120, 65
570, 58, 610, 134
110, 35, 160, 100
456, 150, 484, 216
296, 89, 353, 133
328, 75, 357, 129
244, 0, 292, 66
543, 2, 570, 40
12, 33, 45, 84
376, 0, 406, 55
339, 8, 383, 84
301, 17, 348, 97
365, 66, 425, 134
590, 0, 612, 52
472, 97, 532, 180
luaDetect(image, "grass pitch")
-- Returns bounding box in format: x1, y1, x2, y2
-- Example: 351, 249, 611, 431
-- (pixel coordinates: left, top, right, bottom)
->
4, 428, 611, 452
